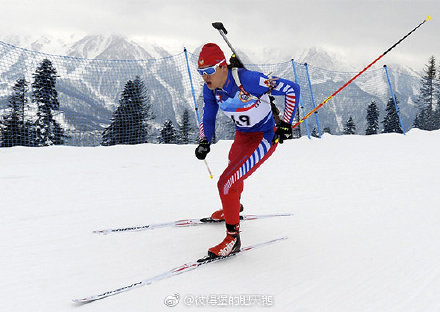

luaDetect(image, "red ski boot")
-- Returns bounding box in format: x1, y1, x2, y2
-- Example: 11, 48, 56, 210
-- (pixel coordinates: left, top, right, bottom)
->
210, 204, 244, 221
208, 223, 241, 258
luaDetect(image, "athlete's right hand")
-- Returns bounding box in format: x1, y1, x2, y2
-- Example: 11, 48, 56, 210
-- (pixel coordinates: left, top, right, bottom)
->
195, 138, 211, 160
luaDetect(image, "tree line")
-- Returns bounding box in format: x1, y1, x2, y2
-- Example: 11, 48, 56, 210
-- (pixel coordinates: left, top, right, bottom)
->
339, 97, 403, 136
0, 62, 195, 147
0, 59, 65, 147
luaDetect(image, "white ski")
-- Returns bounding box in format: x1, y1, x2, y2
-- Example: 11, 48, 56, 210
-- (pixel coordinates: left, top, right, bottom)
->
73, 236, 287, 303
93, 213, 292, 235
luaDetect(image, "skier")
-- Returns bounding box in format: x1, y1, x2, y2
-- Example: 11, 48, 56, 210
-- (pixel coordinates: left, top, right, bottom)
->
195, 43, 300, 258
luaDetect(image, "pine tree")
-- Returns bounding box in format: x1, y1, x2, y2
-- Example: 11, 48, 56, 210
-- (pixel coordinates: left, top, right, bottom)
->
414, 56, 440, 130
382, 97, 403, 133
32, 59, 65, 146
365, 100, 379, 135
343, 116, 356, 135
1, 78, 34, 147
160, 119, 177, 144
102, 76, 154, 146
436, 62, 440, 129
177, 109, 193, 144
323, 127, 332, 135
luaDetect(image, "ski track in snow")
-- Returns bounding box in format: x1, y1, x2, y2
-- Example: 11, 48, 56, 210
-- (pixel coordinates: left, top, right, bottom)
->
1, 129, 440, 311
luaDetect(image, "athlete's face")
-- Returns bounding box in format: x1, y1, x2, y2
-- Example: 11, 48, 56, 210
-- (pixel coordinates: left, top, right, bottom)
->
201, 65, 228, 90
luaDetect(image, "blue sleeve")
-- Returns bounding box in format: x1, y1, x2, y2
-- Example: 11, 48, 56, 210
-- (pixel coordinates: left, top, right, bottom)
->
201, 85, 218, 143
270, 77, 300, 97
270, 77, 300, 124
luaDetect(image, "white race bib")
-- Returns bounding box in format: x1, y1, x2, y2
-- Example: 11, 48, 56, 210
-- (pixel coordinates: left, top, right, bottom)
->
218, 92, 271, 128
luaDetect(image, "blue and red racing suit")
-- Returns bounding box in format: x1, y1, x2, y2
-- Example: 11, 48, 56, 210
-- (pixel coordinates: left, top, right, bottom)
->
200, 68, 300, 225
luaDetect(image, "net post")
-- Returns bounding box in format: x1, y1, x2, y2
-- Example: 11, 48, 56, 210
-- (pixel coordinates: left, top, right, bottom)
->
183, 48, 202, 126
383, 65, 406, 135
291, 59, 311, 139
304, 63, 322, 138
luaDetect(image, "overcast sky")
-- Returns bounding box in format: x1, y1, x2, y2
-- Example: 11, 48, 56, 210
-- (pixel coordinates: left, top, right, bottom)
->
0, 0, 438, 70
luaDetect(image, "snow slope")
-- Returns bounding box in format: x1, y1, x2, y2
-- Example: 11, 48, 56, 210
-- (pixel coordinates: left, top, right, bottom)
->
1, 130, 440, 311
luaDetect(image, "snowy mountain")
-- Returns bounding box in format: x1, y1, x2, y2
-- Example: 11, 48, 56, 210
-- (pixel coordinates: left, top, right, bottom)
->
296, 47, 358, 72
1, 33, 175, 61
66, 34, 154, 60
0, 34, 422, 143
1, 34, 82, 56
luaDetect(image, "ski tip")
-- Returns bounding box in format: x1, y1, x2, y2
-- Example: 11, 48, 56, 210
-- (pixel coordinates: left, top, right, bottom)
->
426, 15, 432, 21
72, 298, 90, 304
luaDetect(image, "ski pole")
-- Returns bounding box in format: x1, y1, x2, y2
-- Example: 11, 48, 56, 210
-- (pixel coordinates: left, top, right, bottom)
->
291, 15, 432, 130
204, 159, 214, 179
183, 47, 214, 180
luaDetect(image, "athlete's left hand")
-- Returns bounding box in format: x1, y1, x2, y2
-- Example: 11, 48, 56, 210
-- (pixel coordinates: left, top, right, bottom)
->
274, 121, 293, 144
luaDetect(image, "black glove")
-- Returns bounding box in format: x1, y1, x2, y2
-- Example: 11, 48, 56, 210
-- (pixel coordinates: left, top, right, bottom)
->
195, 138, 211, 160
274, 121, 293, 144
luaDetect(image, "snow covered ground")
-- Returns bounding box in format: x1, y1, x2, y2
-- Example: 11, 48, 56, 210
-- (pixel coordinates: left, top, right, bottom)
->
1, 129, 440, 311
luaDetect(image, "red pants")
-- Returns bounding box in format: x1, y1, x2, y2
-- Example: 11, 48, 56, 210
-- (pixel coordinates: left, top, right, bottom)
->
217, 131, 277, 225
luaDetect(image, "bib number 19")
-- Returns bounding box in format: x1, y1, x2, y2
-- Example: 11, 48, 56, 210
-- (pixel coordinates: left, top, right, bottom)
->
231, 115, 250, 127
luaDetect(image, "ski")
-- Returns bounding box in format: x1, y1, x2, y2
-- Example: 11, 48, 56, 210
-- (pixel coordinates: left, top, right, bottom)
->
93, 213, 292, 235
72, 236, 287, 303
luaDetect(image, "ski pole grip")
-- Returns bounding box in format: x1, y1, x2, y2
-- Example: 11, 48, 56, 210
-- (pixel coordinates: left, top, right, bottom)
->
212, 22, 228, 34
